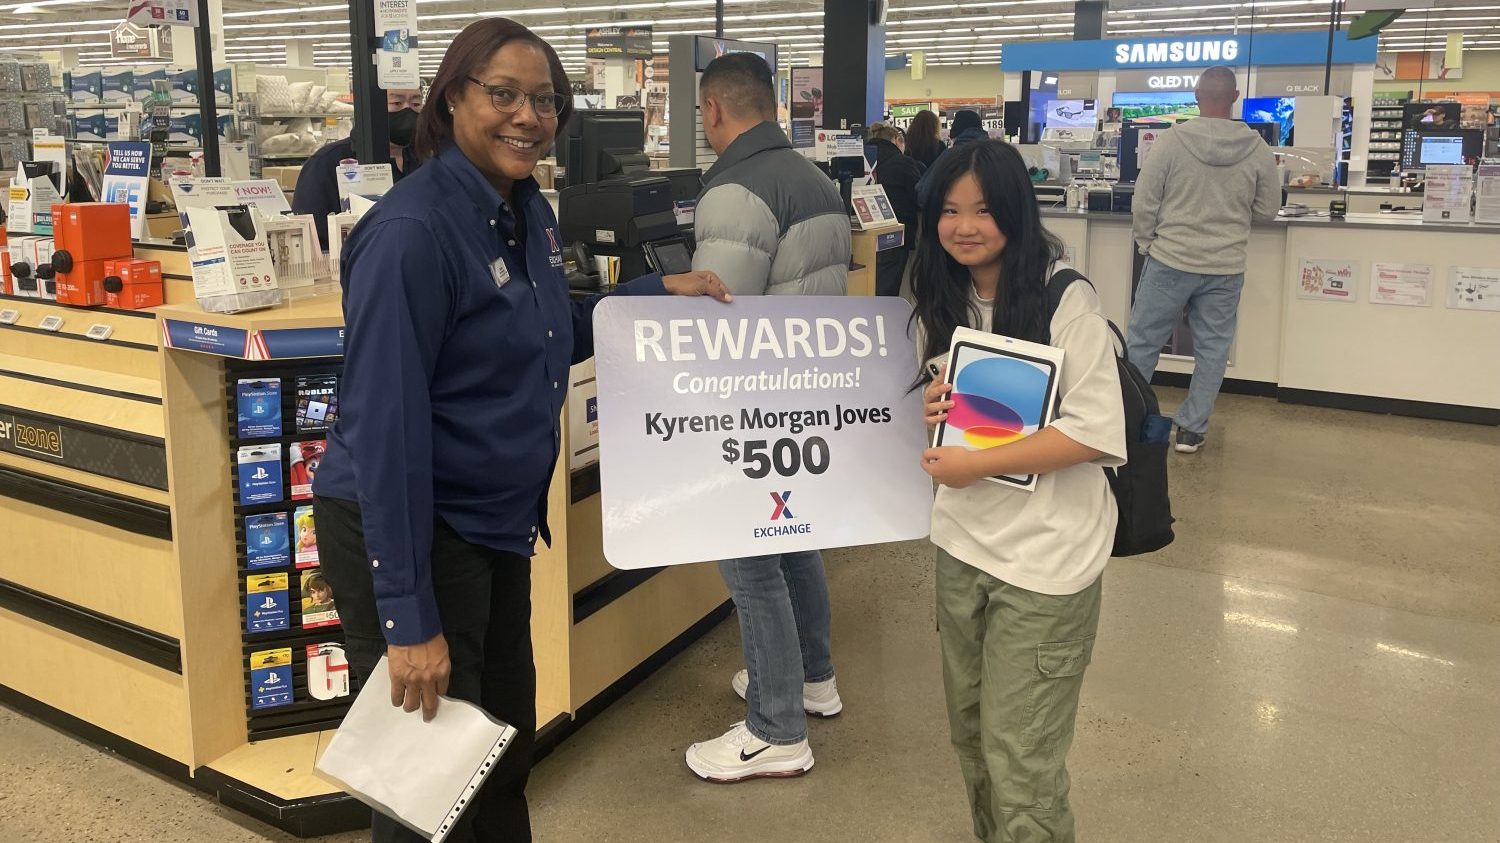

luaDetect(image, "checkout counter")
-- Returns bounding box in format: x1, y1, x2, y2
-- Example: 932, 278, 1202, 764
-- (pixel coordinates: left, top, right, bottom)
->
0, 239, 731, 835
1040, 206, 1500, 423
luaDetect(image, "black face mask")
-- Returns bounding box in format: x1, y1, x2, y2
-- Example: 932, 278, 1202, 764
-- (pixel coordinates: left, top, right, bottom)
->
388, 107, 419, 147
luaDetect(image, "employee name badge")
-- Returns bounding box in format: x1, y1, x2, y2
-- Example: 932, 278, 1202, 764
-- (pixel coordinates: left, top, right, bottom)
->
490, 256, 511, 288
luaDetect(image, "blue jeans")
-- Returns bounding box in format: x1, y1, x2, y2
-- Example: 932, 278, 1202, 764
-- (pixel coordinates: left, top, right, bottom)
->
718, 551, 835, 744
1126, 256, 1246, 435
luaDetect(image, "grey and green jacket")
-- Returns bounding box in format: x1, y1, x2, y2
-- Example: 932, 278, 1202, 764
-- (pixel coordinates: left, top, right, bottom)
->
692, 121, 850, 296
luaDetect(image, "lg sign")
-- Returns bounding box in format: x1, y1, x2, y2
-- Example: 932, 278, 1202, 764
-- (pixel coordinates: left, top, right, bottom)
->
1115, 39, 1240, 65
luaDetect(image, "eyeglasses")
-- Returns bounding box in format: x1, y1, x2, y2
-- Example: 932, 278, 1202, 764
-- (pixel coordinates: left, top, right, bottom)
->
466, 77, 568, 118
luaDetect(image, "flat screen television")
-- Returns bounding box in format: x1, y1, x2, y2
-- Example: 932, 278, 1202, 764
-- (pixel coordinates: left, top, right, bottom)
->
1112, 91, 1198, 124
1401, 128, 1484, 168
1241, 96, 1294, 145
1403, 102, 1460, 130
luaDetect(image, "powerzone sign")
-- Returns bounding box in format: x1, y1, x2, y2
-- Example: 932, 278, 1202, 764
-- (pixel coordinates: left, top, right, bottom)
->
1115, 39, 1239, 66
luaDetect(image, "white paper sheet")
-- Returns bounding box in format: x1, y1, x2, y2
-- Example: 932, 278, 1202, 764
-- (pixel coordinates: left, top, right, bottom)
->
315, 656, 518, 843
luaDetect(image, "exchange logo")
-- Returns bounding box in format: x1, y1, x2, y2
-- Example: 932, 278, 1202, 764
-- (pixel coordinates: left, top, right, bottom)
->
755, 491, 812, 537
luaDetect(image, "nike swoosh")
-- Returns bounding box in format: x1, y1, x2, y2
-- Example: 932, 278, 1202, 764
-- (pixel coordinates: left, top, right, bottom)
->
739, 745, 771, 762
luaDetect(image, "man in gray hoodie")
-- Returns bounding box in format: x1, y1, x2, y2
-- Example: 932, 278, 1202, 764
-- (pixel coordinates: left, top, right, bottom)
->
1127, 66, 1280, 453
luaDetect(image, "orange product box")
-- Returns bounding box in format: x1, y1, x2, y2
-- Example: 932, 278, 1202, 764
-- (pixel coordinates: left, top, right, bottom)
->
51, 203, 134, 307
105, 259, 164, 311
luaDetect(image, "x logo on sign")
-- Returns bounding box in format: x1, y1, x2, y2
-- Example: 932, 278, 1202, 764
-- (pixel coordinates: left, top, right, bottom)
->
770, 491, 795, 520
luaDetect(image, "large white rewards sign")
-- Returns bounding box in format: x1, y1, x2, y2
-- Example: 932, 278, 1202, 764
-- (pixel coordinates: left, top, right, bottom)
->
593, 296, 934, 570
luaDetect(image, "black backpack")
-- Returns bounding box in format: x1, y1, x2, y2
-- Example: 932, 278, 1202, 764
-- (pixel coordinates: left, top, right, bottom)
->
1046, 268, 1175, 557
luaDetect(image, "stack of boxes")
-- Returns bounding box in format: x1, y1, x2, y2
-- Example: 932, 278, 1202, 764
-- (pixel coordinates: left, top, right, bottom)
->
3, 203, 162, 309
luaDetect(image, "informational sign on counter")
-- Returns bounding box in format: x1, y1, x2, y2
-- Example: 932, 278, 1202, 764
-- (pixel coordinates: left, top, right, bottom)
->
1474, 163, 1500, 225
593, 296, 934, 570
1448, 266, 1500, 312
850, 184, 898, 230
101, 141, 153, 240
1423, 165, 1473, 224
1369, 262, 1433, 308
1297, 257, 1359, 302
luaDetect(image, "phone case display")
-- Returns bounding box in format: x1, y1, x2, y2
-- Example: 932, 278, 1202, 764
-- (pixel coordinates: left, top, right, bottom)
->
228, 359, 357, 741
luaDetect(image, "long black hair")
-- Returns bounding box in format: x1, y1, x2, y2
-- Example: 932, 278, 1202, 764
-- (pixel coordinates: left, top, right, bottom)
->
910, 140, 1063, 375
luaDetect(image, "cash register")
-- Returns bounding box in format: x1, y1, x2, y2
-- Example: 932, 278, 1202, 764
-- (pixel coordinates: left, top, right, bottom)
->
557, 110, 700, 287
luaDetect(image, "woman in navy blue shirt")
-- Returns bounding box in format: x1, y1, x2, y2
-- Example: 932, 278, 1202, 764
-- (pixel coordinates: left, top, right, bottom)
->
313, 18, 728, 842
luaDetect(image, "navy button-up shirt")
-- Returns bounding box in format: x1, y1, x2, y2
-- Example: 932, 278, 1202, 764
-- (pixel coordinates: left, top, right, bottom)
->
314, 143, 664, 645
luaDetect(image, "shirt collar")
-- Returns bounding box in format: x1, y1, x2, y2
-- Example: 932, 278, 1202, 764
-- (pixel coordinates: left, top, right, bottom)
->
437, 142, 541, 218
704, 121, 791, 184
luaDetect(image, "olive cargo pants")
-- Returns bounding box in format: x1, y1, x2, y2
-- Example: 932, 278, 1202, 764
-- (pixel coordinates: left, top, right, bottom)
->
936, 549, 1102, 843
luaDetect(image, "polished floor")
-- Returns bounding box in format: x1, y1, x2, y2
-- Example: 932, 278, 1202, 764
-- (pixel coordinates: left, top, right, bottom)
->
2, 390, 1498, 843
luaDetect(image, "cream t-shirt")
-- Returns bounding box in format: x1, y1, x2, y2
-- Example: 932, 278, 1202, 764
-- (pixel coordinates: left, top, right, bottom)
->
926, 269, 1128, 595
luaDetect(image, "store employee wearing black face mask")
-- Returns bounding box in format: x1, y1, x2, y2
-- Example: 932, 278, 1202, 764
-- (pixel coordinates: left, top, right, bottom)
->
292, 88, 423, 249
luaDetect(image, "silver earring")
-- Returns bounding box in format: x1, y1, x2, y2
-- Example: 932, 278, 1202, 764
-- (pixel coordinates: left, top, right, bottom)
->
449, 105, 455, 113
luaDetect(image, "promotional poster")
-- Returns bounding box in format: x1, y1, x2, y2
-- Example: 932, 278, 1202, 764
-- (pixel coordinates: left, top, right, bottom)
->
593, 297, 933, 570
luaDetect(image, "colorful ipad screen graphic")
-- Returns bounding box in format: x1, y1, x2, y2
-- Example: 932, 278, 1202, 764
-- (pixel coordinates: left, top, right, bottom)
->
947, 355, 1050, 448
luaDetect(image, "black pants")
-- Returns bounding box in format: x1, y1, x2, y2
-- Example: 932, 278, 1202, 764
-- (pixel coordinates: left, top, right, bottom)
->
315, 496, 537, 843
876, 246, 911, 297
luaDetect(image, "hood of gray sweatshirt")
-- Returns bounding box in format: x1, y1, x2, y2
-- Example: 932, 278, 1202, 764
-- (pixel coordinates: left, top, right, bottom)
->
1130, 117, 1282, 275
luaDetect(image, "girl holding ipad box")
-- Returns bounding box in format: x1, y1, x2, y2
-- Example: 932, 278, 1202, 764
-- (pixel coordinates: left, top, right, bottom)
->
912, 140, 1127, 843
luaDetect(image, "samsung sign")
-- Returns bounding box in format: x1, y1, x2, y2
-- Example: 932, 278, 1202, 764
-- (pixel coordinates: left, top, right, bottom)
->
1002, 32, 1376, 71
1116, 40, 1238, 66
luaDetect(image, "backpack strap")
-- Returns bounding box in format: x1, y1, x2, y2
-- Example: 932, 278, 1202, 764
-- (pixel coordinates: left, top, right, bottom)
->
1044, 267, 1091, 345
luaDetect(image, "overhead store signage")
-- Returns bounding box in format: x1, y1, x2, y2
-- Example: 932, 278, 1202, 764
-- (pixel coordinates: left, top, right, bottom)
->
110, 21, 173, 60
374, 0, 420, 90
1001, 32, 1377, 71
586, 26, 654, 60
126, 0, 197, 27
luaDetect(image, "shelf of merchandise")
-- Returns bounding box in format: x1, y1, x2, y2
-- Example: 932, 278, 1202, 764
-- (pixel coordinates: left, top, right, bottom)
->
1366, 98, 1408, 181
253, 113, 354, 121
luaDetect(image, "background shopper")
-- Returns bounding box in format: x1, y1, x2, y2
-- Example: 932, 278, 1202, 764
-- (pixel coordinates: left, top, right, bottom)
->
684, 51, 850, 783
1126, 65, 1280, 453
916, 109, 990, 207
865, 121, 925, 297
913, 140, 1126, 843
292, 87, 424, 249
905, 108, 946, 171
312, 19, 727, 842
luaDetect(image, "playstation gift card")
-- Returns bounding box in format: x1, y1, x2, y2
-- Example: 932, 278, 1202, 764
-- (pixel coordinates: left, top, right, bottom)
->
236, 378, 282, 439
246, 512, 290, 570
238, 445, 283, 505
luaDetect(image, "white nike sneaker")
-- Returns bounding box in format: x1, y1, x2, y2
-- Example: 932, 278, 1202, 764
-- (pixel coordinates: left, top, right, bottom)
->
732, 670, 844, 717
685, 721, 815, 783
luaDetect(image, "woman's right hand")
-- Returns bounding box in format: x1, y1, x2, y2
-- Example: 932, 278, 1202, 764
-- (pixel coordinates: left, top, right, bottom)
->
924, 364, 954, 427
388, 633, 451, 722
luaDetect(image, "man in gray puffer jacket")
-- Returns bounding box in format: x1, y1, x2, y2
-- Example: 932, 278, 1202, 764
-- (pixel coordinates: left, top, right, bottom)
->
684, 52, 849, 785
690, 53, 850, 296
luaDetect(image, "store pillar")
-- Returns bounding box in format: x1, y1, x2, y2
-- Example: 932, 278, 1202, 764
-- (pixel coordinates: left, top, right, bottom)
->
1073, 0, 1106, 40
287, 41, 316, 67
823, 0, 885, 130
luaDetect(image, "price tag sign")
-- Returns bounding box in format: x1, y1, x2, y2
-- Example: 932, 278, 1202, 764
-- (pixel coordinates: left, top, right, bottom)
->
593, 296, 933, 570
0, 309, 19, 325
38, 315, 64, 332
85, 324, 114, 341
